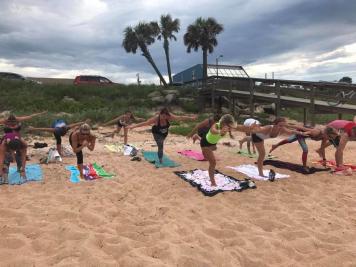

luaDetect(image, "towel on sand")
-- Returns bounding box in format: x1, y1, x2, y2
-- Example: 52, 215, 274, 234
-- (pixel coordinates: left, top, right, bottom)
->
227, 164, 289, 181
263, 160, 330, 174
143, 151, 180, 168
312, 160, 356, 170
1, 164, 43, 185
237, 149, 277, 159
174, 169, 255, 196
104, 144, 124, 153
178, 150, 205, 161
66, 163, 115, 183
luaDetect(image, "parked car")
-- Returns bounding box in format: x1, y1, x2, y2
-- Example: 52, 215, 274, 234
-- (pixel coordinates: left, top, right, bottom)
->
0, 72, 26, 81
73, 75, 114, 85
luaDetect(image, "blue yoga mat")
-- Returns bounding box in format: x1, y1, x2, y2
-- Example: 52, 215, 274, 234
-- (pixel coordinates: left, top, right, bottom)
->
5, 164, 43, 185
142, 151, 180, 168
65, 165, 81, 183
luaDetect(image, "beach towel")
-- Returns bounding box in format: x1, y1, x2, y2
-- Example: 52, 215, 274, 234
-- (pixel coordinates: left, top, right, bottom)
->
227, 164, 290, 181
237, 149, 277, 159
104, 144, 124, 153
2, 164, 43, 185
66, 163, 115, 183
178, 150, 205, 161
142, 151, 180, 168
312, 160, 356, 170
263, 160, 330, 174
174, 169, 256, 196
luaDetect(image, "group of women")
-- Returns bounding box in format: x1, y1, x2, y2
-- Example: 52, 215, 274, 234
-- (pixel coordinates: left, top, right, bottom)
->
0, 108, 355, 186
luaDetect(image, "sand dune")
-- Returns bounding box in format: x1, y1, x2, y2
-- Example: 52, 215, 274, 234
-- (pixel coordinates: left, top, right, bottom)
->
1, 127, 356, 266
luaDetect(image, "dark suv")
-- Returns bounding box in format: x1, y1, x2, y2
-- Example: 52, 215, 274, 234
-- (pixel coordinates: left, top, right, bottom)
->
0, 72, 26, 81
74, 75, 113, 85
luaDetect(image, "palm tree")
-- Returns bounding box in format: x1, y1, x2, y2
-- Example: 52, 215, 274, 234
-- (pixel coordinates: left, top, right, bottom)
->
158, 14, 180, 85
183, 17, 223, 85
122, 22, 168, 87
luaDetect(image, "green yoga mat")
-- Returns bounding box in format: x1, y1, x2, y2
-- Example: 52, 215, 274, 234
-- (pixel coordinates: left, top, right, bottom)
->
237, 149, 277, 159
143, 151, 180, 168
92, 163, 115, 178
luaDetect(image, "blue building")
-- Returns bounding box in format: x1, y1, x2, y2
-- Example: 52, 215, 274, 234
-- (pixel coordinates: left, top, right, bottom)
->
172, 64, 249, 84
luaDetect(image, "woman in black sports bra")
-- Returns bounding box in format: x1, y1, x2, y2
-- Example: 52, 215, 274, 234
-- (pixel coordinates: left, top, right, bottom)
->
129, 108, 197, 164
102, 111, 144, 145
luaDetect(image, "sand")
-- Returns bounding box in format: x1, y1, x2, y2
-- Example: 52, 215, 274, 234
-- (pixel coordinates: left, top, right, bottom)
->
1, 127, 356, 267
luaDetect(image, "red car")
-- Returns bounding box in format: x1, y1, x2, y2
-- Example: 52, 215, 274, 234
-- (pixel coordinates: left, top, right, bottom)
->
74, 75, 114, 85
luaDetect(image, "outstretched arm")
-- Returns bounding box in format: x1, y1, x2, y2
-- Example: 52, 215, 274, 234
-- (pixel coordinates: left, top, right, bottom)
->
16, 111, 47, 122
280, 127, 305, 136
170, 114, 197, 122
67, 120, 89, 129
27, 126, 55, 133
129, 116, 157, 129
102, 116, 122, 126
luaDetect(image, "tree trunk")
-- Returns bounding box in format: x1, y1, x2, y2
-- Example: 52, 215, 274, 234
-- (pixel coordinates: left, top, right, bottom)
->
142, 47, 168, 87
164, 38, 172, 85
202, 49, 208, 88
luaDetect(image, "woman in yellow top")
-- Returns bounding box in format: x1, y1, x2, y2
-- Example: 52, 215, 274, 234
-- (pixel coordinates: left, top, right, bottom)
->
198, 114, 254, 186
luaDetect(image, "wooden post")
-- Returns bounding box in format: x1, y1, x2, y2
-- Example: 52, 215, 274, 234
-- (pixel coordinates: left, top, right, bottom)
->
275, 81, 281, 117
303, 86, 307, 124
232, 97, 236, 116
338, 113, 342, 120
229, 80, 233, 112
211, 78, 216, 110
310, 86, 316, 126
249, 79, 254, 116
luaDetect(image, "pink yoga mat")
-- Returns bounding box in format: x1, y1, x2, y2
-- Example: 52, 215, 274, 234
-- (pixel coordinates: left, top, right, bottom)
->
178, 150, 206, 161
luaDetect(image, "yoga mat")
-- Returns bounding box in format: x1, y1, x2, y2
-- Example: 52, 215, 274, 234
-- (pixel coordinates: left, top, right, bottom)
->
92, 163, 115, 178
312, 160, 356, 170
66, 165, 81, 183
66, 163, 115, 183
4, 164, 43, 185
236, 149, 277, 159
178, 150, 205, 161
104, 144, 124, 153
143, 151, 180, 168
227, 164, 290, 181
263, 160, 330, 174
174, 169, 256, 197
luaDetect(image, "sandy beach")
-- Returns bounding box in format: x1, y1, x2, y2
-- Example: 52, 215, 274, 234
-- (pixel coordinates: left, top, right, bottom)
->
1, 127, 356, 267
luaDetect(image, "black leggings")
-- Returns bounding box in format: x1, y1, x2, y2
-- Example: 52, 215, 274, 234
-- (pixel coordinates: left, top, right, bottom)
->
53, 132, 62, 145
153, 133, 166, 161
69, 133, 83, 165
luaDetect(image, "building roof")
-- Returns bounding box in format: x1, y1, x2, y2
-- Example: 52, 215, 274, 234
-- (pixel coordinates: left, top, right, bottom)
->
207, 64, 249, 78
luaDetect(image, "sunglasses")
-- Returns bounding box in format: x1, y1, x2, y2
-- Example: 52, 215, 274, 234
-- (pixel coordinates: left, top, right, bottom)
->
80, 132, 90, 136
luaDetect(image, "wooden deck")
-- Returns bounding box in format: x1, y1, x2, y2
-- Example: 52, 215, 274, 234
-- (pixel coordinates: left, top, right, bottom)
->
209, 88, 356, 114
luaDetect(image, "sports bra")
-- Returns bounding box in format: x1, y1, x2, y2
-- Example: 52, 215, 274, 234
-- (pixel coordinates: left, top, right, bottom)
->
152, 115, 170, 136
206, 122, 223, 144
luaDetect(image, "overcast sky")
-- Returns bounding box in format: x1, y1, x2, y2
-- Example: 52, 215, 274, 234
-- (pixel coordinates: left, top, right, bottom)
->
0, 0, 356, 84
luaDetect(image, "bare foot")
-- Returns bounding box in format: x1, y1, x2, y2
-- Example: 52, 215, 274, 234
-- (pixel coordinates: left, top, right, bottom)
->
238, 140, 243, 150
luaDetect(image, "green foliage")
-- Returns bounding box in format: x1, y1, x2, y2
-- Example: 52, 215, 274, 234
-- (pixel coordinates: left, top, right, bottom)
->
281, 108, 355, 124
0, 80, 160, 128
170, 125, 193, 136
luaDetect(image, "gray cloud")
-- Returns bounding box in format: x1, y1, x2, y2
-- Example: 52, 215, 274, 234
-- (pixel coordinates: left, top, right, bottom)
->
0, 0, 355, 83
